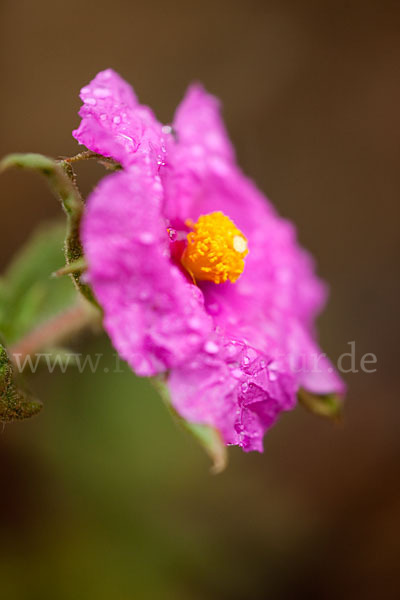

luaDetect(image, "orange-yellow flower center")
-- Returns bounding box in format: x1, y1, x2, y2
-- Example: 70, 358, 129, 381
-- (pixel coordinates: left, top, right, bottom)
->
181, 211, 248, 284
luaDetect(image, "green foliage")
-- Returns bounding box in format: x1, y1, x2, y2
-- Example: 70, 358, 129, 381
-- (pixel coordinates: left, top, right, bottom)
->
0, 343, 42, 422
0, 222, 78, 345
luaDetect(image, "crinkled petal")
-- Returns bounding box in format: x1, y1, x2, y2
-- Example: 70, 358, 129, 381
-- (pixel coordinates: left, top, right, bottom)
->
163, 84, 344, 400
161, 84, 235, 221
73, 69, 167, 169
173, 84, 235, 165
197, 177, 346, 397
168, 336, 296, 452
286, 322, 347, 396
196, 169, 326, 324
82, 166, 212, 375
164, 86, 324, 322
74, 73, 345, 453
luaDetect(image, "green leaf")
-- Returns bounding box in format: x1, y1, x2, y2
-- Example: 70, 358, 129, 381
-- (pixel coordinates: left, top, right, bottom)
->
0, 222, 78, 345
153, 377, 228, 474
0, 344, 42, 422
298, 388, 343, 422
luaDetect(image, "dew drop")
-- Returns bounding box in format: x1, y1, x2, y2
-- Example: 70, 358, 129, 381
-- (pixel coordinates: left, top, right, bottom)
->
204, 340, 219, 355
139, 232, 155, 245
167, 227, 177, 241
188, 317, 202, 331
233, 235, 247, 253
207, 302, 220, 315
119, 133, 133, 142
93, 87, 111, 98
231, 368, 243, 380
268, 371, 278, 381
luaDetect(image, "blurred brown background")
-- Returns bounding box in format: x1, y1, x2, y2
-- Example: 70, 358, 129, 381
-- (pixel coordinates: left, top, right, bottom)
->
0, 0, 399, 598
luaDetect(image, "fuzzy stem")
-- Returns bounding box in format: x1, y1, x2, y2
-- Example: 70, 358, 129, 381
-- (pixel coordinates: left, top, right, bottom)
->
60, 151, 121, 170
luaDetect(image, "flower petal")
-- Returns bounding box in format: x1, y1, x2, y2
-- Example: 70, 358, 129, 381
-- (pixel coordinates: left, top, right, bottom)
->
82, 166, 212, 375
164, 86, 344, 400
168, 336, 296, 452
197, 171, 326, 324
289, 325, 347, 396
74, 72, 345, 454
161, 84, 235, 221
165, 86, 325, 323
73, 69, 166, 169
173, 84, 235, 164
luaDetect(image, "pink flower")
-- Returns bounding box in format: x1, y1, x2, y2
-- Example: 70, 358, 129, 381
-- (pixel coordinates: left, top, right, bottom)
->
74, 69, 345, 452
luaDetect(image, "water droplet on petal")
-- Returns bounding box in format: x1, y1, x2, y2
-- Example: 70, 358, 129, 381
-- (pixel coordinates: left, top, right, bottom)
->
188, 317, 202, 331
119, 133, 133, 142
233, 235, 247, 253
267, 361, 278, 381
139, 232, 155, 245
93, 87, 111, 98
204, 340, 219, 354
231, 368, 243, 380
167, 227, 177, 241
207, 302, 220, 315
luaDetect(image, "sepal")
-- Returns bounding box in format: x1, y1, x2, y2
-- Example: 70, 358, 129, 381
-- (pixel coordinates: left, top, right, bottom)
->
298, 387, 343, 422
153, 377, 228, 474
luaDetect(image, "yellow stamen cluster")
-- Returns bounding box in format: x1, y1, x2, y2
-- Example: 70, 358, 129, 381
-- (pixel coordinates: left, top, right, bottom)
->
181, 211, 248, 284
